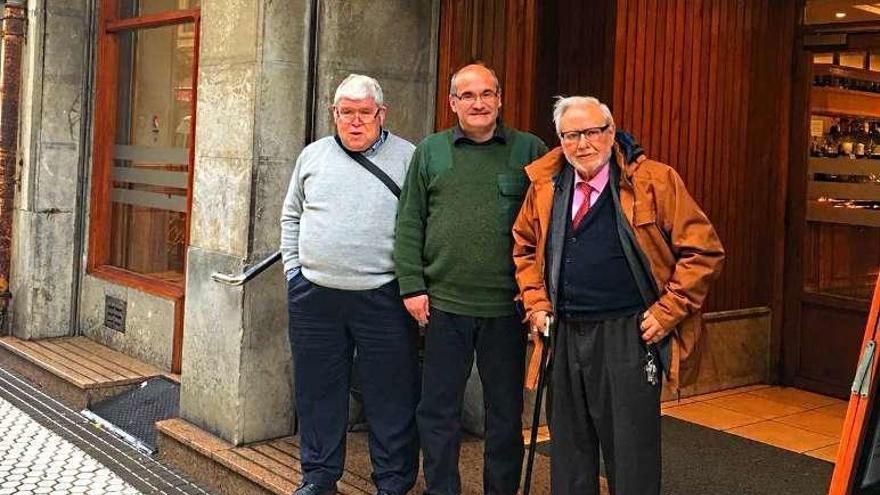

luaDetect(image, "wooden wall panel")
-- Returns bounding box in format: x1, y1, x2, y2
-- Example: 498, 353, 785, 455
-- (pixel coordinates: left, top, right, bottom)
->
530, 0, 616, 143
612, 0, 799, 313
435, 0, 538, 133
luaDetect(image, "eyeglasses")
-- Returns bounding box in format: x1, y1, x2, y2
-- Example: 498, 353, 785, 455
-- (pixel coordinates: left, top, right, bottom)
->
335, 107, 382, 124
559, 124, 611, 144
453, 90, 499, 105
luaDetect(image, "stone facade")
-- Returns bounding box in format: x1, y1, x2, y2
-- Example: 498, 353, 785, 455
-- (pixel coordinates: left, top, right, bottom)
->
10, 0, 91, 340
7, 0, 441, 446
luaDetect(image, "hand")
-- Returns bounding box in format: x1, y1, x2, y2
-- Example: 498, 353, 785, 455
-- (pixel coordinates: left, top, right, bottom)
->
404, 294, 430, 325
528, 311, 550, 344
640, 309, 669, 344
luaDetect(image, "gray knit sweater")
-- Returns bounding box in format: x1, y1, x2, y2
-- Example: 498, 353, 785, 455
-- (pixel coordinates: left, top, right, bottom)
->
280, 133, 415, 290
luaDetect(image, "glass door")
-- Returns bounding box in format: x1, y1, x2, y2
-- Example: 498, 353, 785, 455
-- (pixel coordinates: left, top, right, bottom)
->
797, 47, 880, 396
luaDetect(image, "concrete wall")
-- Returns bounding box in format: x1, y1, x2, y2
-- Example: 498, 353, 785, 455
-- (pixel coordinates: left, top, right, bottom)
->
662, 308, 772, 401
9, 0, 91, 339
78, 276, 176, 371
314, 0, 439, 143
179, 0, 440, 445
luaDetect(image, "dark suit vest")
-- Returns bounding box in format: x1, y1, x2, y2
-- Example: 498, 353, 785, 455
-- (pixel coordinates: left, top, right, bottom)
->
559, 185, 644, 320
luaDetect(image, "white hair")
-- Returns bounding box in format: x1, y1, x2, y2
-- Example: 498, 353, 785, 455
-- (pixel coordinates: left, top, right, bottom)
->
552, 96, 614, 134
334, 74, 384, 106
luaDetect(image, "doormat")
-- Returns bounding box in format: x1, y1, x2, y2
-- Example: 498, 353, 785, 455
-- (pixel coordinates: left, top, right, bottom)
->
536, 416, 833, 494
662, 416, 832, 495
82, 376, 180, 455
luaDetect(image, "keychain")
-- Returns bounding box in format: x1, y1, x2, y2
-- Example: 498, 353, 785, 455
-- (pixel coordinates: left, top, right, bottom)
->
645, 348, 659, 386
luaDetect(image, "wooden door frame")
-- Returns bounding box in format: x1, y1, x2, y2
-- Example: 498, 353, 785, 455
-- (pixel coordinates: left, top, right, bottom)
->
89, 1, 200, 374
781, 20, 811, 390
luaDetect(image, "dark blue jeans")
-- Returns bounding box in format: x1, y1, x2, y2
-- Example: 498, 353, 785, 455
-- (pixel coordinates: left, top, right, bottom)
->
417, 308, 526, 495
287, 273, 419, 494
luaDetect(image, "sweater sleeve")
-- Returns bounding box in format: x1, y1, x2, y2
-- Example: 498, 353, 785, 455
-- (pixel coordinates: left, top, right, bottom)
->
280, 152, 306, 278
394, 146, 430, 296
533, 136, 549, 159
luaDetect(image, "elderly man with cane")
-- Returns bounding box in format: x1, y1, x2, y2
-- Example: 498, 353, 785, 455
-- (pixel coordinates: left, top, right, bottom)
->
513, 96, 724, 495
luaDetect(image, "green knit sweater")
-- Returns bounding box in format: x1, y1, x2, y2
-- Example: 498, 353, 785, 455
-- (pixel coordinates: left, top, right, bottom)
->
394, 126, 548, 317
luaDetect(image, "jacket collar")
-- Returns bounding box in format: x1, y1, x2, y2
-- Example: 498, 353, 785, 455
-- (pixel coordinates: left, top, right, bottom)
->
525, 130, 646, 187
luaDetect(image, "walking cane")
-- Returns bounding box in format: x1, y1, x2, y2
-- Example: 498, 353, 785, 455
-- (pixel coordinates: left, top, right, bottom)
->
523, 315, 553, 495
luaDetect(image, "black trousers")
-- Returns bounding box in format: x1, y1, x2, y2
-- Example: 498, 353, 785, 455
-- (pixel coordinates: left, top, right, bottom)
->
287, 274, 420, 494
417, 307, 526, 495
549, 313, 661, 495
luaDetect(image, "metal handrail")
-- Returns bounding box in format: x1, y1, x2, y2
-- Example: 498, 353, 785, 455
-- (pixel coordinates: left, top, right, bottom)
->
211, 250, 282, 286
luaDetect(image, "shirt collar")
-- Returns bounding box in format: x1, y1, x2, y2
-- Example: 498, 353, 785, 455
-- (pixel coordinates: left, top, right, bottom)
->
573, 162, 610, 193
362, 128, 389, 157
452, 122, 507, 146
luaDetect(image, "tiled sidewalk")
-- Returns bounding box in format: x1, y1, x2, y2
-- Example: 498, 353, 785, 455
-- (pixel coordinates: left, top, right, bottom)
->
662, 384, 846, 462
0, 395, 142, 494
0, 367, 211, 495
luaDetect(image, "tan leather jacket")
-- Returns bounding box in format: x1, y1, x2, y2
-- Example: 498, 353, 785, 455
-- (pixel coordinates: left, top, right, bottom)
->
512, 145, 724, 388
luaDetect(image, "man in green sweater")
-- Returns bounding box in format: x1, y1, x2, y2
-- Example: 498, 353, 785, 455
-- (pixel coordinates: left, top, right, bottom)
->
394, 64, 547, 495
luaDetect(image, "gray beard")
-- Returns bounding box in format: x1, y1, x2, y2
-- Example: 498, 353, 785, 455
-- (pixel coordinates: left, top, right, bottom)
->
568, 153, 611, 180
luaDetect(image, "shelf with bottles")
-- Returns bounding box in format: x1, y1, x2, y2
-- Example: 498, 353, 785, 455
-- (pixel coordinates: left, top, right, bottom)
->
813, 64, 880, 94
808, 114, 880, 226
812, 64, 880, 117
810, 116, 880, 160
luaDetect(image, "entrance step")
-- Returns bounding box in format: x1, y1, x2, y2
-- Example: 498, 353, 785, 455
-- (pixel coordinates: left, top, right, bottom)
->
157, 418, 373, 495
0, 335, 164, 409
157, 417, 558, 495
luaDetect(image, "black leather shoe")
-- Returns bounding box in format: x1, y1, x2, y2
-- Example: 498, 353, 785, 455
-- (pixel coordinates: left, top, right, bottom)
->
293, 482, 335, 495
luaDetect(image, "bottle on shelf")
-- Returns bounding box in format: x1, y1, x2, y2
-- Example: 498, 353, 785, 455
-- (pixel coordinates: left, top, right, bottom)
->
856, 120, 869, 159
871, 122, 880, 159
826, 118, 841, 158
810, 135, 823, 157
839, 118, 856, 159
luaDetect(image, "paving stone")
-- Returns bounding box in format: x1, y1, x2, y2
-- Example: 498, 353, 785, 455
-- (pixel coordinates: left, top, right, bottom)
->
0, 396, 141, 494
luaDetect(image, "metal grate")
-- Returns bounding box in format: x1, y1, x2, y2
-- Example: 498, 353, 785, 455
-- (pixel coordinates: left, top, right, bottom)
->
104, 295, 126, 333
86, 377, 180, 454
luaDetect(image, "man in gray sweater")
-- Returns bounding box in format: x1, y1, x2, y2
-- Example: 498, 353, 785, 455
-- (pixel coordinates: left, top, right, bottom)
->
280, 74, 419, 495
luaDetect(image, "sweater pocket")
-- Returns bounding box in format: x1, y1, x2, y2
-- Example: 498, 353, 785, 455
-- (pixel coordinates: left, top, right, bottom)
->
497, 174, 527, 233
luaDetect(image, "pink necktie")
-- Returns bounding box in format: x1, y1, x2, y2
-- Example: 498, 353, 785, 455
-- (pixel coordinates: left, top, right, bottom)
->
572, 182, 593, 230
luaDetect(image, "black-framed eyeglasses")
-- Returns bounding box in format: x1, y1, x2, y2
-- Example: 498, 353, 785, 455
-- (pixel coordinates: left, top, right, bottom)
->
452, 90, 499, 105
559, 123, 611, 144
334, 107, 382, 124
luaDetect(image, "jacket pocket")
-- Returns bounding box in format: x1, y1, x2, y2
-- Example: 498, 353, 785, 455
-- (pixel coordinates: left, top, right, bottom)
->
633, 203, 656, 226
498, 173, 527, 232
